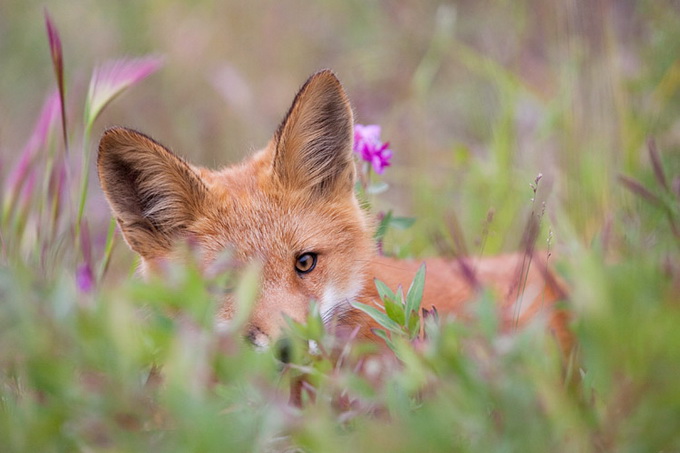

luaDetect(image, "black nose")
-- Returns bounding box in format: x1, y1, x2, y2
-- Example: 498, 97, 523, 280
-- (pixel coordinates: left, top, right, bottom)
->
245, 328, 259, 345
275, 338, 292, 364
244, 326, 270, 350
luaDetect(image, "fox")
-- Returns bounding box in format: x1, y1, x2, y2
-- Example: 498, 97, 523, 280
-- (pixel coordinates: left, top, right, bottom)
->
97, 69, 572, 355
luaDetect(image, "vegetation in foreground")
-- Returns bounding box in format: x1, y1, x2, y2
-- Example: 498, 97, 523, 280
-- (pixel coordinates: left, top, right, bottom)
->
1, 3, 680, 452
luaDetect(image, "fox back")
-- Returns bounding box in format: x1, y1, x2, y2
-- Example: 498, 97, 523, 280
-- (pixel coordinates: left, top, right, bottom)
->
98, 70, 571, 352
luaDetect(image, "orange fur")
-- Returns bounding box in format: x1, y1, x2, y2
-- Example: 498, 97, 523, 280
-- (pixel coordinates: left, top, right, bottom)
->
97, 70, 571, 353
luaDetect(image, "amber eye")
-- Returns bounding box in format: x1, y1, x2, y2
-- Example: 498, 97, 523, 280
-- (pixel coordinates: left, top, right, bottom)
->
295, 252, 317, 274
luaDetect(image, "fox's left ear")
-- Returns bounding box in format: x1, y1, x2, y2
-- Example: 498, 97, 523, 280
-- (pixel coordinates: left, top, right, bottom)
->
272, 69, 355, 198
97, 127, 207, 260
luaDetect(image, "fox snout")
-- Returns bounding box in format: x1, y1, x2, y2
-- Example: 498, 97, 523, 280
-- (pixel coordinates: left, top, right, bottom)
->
245, 326, 271, 350
242, 294, 308, 349
243, 326, 294, 364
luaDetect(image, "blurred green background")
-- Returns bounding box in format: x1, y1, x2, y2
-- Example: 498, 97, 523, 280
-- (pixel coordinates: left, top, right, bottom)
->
3, 0, 678, 260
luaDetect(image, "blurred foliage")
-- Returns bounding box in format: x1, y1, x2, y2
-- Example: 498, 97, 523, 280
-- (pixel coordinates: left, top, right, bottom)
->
1, 0, 680, 451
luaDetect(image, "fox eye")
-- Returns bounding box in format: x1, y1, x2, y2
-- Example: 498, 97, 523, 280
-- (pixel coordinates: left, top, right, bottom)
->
295, 252, 317, 274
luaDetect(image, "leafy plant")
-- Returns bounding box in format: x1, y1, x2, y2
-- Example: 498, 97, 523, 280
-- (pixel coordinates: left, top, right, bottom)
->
351, 263, 426, 352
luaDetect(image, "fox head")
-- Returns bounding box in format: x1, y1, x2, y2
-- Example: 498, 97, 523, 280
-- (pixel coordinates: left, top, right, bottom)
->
97, 70, 375, 347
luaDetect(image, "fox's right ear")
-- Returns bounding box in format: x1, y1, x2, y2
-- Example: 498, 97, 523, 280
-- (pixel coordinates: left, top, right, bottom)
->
97, 127, 207, 259
271, 70, 355, 199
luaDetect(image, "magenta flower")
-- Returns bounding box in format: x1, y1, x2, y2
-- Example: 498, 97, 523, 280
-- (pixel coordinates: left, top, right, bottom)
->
85, 56, 164, 127
353, 124, 392, 174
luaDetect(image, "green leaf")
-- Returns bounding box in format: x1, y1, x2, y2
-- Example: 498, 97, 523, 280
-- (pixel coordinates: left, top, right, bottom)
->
367, 181, 389, 194
396, 285, 405, 304
408, 313, 420, 339
390, 216, 416, 230
405, 263, 426, 323
371, 327, 390, 342
350, 300, 403, 334
374, 278, 396, 302
306, 301, 325, 341
383, 296, 406, 326
371, 328, 395, 351
374, 210, 393, 240
283, 314, 307, 339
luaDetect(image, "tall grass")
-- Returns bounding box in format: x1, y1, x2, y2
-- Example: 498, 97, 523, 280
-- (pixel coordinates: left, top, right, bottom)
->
1, 2, 679, 451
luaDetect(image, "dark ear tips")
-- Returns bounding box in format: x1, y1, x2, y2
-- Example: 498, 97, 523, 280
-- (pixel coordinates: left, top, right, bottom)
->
271, 70, 356, 198
274, 70, 342, 136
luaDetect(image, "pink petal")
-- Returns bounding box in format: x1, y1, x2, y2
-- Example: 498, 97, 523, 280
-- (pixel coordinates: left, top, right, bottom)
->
353, 123, 393, 174
372, 155, 385, 174
5, 90, 60, 197
85, 56, 164, 126
354, 124, 382, 151
356, 124, 381, 141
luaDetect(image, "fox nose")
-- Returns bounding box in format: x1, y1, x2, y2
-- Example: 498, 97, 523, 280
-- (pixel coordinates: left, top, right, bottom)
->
245, 327, 270, 350
245, 327, 292, 362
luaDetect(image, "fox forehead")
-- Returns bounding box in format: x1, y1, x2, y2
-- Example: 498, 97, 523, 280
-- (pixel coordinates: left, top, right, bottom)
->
189, 151, 369, 264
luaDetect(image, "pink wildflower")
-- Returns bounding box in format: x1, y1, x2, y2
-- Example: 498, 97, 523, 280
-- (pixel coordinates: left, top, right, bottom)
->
353, 124, 392, 174
85, 56, 164, 126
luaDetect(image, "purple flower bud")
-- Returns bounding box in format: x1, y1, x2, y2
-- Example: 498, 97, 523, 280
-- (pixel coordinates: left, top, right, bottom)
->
44, 10, 68, 149
76, 263, 94, 293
